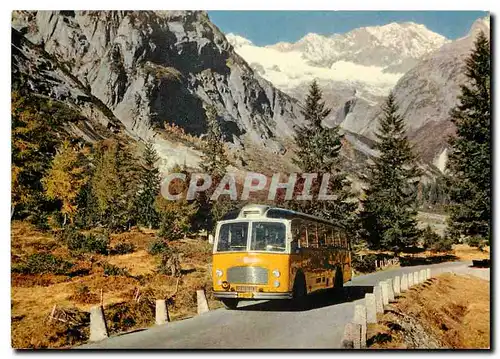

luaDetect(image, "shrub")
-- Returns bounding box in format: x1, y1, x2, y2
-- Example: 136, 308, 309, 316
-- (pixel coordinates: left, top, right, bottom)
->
147, 237, 170, 255
60, 228, 110, 255
13, 253, 74, 275
352, 254, 377, 273
111, 242, 136, 255
102, 262, 129, 277
422, 225, 453, 252
104, 299, 155, 336
467, 236, 488, 250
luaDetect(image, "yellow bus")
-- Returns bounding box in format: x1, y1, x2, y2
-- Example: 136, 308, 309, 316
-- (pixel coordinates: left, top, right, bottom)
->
211, 204, 352, 309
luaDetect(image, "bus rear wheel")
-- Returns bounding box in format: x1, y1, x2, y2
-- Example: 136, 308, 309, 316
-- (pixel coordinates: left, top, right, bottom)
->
221, 298, 239, 310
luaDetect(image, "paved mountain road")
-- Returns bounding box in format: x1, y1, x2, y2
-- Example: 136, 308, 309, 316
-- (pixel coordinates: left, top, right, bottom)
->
80, 261, 485, 349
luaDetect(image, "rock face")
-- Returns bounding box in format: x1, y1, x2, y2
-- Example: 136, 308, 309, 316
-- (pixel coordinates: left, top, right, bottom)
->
337, 16, 490, 168
12, 11, 303, 161
393, 16, 490, 166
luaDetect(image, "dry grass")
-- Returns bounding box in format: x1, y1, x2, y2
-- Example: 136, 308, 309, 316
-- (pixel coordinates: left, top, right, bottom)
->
369, 273, 490, 349
453, 243, 490, 261
11, 221, 220, 348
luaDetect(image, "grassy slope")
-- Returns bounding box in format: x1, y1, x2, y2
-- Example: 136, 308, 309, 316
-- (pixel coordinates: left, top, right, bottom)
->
368, 273, 490, 349
11, 221, 221, 348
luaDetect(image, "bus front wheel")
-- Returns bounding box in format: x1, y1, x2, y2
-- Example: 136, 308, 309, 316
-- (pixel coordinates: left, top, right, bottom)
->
221, 298, 239, 310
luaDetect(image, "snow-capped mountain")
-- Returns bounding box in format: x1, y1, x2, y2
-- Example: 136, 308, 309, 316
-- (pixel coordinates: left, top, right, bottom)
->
226, 22, 448, 106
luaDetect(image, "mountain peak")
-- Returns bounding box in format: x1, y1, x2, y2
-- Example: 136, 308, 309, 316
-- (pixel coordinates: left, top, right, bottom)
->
468, 16, 490, 37
226, 33, 253, 48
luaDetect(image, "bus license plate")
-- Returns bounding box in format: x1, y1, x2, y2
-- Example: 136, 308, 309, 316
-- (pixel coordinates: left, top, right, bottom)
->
237, 292, 253, 298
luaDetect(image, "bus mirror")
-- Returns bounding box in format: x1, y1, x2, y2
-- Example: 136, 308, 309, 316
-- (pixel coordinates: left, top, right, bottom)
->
208, 234, 214, 245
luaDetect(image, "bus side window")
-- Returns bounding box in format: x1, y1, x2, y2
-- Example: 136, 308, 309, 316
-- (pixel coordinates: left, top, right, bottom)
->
301, 224, 308, 248
334, 231, 342, 248
318, 224, 326, 247
342, 232, 347, 249
326, 227, 333, 247
322, 226, 329, 247
308, 223, 318, 248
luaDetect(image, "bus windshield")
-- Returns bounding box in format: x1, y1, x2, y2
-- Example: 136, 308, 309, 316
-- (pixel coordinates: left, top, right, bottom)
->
216, 221, 287, 253
250, 222, 286, 252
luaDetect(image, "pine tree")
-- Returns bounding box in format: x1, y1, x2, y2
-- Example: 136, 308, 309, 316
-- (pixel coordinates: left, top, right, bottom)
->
290, 80, 357, 232
446, 31, 491, 242
42, 140, 89, 225
359, 93, 421, 253
196, 105, 235, 233
91, 139, 140, 230
200, 105, 229, 177
155, 164, 198, 240
136, 142, 161, 229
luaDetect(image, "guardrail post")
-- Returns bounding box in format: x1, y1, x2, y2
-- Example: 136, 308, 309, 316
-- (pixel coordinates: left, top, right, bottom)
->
373, 285, 384, 313
380, 281, 389, 306
414, 271, 420, 285
386, 278, 395, 302
341, 322, 362, 349
408, 271, 414, 287
419, 269, 425, 283
401, 273, 408, 292
365, 293, 377, 324
196, 289, 210, 315
393, 275, 401, 295
155, 299, 169, 325
90, 305, 108, 342
353, 305, 367, 348
426, 268, 431, 279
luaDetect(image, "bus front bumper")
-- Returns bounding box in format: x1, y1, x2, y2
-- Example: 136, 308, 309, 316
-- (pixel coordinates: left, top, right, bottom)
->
213, 291, 293, 300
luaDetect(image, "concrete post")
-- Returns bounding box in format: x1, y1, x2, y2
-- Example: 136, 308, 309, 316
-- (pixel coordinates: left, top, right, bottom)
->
408, 271, 414, 287
89, 306, 108, 342
380, 281, 389, 306
155, 299, 169, 325
401, 273, 408, 292
414, 271, 420, 285
341, 322, 362, 349
419, 269, 426, 283
426, 268, 431, 279
393, 275, 401, 295
386, 278, 395, 302
365, 293, 377, 324
196, 289, 210, 315
353, 305, 367, 348
373, 285, 384, 313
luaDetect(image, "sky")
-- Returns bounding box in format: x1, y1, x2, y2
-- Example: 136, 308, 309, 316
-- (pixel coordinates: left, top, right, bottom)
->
207, 11, 488, 46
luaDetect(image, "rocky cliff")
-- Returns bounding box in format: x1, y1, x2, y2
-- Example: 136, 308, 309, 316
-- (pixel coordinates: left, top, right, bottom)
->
339, 16, 490, 170
12, 10, 303, 171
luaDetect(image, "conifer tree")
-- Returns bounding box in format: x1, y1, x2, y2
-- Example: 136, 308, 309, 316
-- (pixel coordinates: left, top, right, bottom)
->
11, 92, 64, 219
291, 80, 357, 232
200, 105, 229, 177
42, 140, 89, 225
446, 31, 491, 242
196, 105, 234, 233
136, 142, 161, 229
91, 139, 140, 229
359, 93, 421, 253
155, 164, 198, 240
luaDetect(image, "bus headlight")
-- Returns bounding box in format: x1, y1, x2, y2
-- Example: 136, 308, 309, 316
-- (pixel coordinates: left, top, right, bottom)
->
215, 269, 223, 277
273, 280, 280, 288
272, 269, 281, 278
